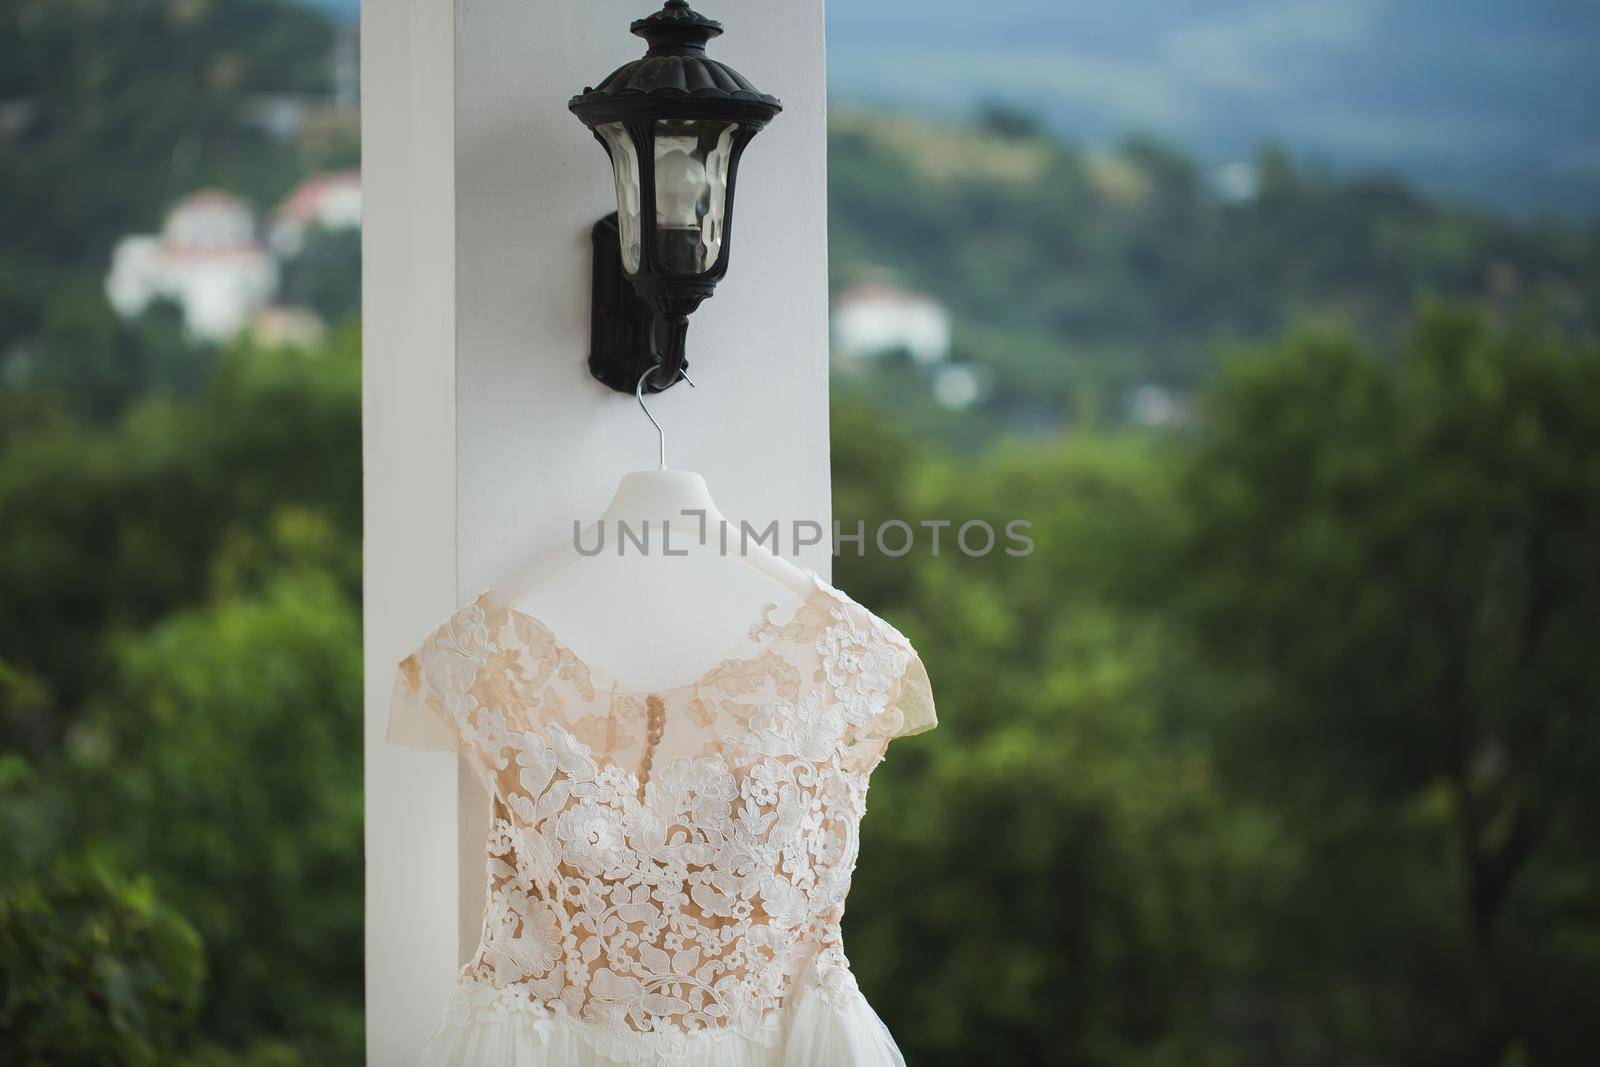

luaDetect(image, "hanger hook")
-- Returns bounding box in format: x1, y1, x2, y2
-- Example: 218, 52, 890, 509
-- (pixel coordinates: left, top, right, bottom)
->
635, 365, 696, 470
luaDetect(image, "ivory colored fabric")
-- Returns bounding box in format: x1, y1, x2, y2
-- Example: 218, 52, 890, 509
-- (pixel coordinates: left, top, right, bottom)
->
393, 571, 934, 1065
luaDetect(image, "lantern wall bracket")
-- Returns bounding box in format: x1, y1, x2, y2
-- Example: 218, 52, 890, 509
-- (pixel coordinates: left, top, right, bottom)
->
586, 212, 684, 395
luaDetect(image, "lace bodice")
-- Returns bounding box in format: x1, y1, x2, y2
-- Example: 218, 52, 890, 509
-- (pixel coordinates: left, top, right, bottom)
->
391, 572, 935, 1063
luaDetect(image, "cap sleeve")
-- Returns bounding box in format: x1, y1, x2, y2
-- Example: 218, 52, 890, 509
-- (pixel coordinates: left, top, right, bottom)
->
887, 643, 936, 739
385, 648, 464, 752
848, 601, 937, 755
384, 595, 505, 753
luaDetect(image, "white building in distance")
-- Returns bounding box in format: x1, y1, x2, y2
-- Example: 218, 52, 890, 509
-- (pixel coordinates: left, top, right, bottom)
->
832, 283, 951, 365
270, 169, 362, 258
106, 190, 278, 342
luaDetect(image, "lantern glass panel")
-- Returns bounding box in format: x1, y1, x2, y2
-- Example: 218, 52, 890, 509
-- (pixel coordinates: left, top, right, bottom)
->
652, 119, 736, 274
597, 122, 643, 273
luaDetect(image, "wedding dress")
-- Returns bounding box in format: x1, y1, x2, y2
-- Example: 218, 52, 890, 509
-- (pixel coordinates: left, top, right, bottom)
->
391, 570, 936, 1065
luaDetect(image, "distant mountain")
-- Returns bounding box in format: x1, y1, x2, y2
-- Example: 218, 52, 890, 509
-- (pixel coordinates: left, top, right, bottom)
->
299, 0, 1598, 218
829, 0, 1600, 219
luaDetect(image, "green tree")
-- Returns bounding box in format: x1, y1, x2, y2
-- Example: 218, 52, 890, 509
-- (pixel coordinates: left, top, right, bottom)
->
0, 328, 360, 746
0, 325, 362, 1062
1, 756, 206, 1067
75, 568, 365, 1055
1169, 307, 1600, 1064
833, 401, 1271, 1066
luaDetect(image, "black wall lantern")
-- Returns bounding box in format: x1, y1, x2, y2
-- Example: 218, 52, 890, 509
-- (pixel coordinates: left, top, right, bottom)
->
570, 0, 781, 393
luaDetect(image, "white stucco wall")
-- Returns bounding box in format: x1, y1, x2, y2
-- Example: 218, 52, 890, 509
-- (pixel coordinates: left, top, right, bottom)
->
362, 1, 831, 1061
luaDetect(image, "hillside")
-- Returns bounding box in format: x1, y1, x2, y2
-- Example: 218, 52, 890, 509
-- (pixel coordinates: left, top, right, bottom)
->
827, 108, 1600, 443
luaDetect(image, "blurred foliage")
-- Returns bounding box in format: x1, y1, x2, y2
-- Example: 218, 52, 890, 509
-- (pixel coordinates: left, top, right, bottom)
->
6, 296, 210, 428
834, 307, 1600, 1066
278, 228, 362, 327
80, 568, 364, 1050
1163, 308, 1600, 1063
0, 330, 360, 735
0, 841, 206, 1067
0, 337, 363, 1062
837, 426, 1263, 1067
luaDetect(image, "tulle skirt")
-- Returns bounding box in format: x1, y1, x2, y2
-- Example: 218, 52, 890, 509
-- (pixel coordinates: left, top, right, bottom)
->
419, 976, 906, 1066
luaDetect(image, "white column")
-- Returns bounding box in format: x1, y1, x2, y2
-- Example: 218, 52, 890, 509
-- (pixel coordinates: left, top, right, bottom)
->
362, 1, 831, 1061
361, 1, 459, 1063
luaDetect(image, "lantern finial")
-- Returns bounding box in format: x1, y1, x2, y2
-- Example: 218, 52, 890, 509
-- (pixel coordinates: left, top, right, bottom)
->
631, 2, 722, 53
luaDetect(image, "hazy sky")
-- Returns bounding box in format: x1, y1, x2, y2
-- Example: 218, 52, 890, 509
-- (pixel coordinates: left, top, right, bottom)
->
827, 0, 1600, 215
